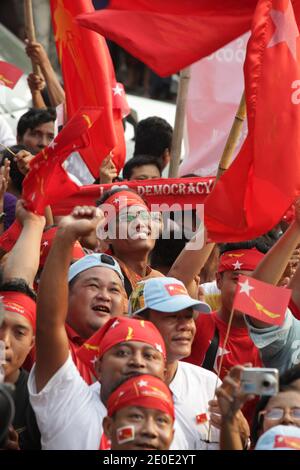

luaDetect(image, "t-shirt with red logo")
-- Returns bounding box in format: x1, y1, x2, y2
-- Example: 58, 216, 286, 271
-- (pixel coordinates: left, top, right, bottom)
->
184, 311, 262, 425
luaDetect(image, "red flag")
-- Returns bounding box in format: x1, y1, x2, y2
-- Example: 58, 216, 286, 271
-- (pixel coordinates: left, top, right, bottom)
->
50, 0, 127, 177
22, 107, 102, 214
77, 2, 256, 77
0, 61, 23, 89
205, 0, 300, 242
232, 275, 291, 326
116, 426, 135, 444
274, 434, 300, 449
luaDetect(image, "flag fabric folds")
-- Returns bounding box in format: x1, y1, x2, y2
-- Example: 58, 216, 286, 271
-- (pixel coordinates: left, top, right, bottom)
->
205, 0, 300, 242
76, 1, 257, 77
50, 0, 127, 177
233, 275, 291, 325
22, 107, 102, 215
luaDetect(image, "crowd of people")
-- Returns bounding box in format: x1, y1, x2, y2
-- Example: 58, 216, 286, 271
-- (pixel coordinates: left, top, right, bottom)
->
1, 4, 300, 455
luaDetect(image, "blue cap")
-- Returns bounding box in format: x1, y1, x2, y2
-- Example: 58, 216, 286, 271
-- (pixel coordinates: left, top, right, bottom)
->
255, 425, 300, 450
128, 277, 211, 316
68, 253, 124, 285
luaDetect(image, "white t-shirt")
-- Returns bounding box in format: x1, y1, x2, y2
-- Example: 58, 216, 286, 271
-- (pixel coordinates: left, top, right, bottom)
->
28, 355, 188, 450
28, 355, 106, 450
170, 361, 221, 450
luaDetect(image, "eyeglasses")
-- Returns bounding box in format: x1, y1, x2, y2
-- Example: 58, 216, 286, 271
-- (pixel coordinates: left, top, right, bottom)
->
118, 210, 152, 223
259, 407, 300, 420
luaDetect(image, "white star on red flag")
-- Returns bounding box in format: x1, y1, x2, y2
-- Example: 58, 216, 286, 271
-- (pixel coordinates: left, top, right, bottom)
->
238, 279, 254, 296
112, 84, 123, 96
268, 2, 299, 60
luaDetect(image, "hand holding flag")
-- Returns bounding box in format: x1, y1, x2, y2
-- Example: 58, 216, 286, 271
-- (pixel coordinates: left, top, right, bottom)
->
233, 275, 291, 326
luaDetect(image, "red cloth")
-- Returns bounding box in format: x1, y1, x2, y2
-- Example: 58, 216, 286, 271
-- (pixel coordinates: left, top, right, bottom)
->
0, 61, 23, 89
185, 311, 262, 424
22, 107, 102, 215
40, 227, 85, 266
65, 324, 93, 385
107, 374, 174, 419
77, 1, 257, 77
50, 177, 215, 216
218, 248, 265, 273
77, 317, 166, 376
289, 297, 300, 320
233, 274, 291, 326
205, 0, 300, 242
50, 0, 127, 177
0, 291, 36, 332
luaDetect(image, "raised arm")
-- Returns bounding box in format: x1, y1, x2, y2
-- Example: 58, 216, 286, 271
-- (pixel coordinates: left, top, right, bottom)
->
252, 199, 300, 286
168, 224, 215, 296
2, 200, 45, 287
35, 206, 104, 392
25, 41, 65, 107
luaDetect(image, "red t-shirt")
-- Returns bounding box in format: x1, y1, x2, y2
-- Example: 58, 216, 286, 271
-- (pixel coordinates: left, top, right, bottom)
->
185, 312, 262, 425
65, 324, 94, 385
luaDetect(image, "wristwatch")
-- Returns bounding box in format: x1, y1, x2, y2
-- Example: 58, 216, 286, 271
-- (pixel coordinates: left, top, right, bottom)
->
0, 212, 6, 223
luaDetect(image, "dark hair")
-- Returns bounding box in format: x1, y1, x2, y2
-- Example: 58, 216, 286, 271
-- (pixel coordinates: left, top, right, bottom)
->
0, 279, 36, 301
151, 231, 187, 270
251, 365, 300, 444
123, 155, 162, 181
17, 108, 56, 139
134, 116, 173, 158
0, 145, 27, 193
219, 230, 281, 256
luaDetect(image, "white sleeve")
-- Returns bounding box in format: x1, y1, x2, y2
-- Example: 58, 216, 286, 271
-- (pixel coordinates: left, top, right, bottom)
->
28, 354, 104, 449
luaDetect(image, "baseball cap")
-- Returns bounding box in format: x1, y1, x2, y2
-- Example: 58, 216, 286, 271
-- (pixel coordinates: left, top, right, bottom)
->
128, 277, 211, 316
68, 253, 124, 284
255, 425, 300, 450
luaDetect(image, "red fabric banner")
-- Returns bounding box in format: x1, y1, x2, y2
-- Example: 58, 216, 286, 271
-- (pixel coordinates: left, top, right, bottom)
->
50, 0, 127, 176
51, 176, 215, 215
205, 0, 300, 242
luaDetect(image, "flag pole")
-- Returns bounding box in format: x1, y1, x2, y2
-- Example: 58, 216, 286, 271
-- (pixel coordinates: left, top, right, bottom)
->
168, 67, 191, 178
215, 92, 246, 181
24, 0, 41, 76
206, 307, 235, 445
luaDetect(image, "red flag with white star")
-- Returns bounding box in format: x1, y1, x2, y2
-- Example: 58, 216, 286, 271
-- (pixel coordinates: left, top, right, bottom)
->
0, 61, 23, 89
233, 275, 291, 325
50, 0, 128, 177
22, 107, 102, 214
205, 0, 300, 241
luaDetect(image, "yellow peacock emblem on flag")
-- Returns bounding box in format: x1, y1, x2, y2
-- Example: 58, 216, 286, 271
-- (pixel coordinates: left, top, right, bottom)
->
249, 296, 281, 319
0, 75, 13, 86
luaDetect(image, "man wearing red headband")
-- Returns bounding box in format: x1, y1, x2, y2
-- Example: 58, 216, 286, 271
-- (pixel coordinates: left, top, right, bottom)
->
27, 206, 187, 450
0, 201, 43, 449
97, 188, 164, 296
28, 313, 187, 449
186, 247, 264, 378
103, 374, 174, 450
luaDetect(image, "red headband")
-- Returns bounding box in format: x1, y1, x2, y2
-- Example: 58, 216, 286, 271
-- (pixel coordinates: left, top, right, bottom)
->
218, 248, 264, 273
40, 227, 85, 266
77, 317, 166, 376
100, 190, 148, 223
107, 374, 175, 420
0, 291, 36, 332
